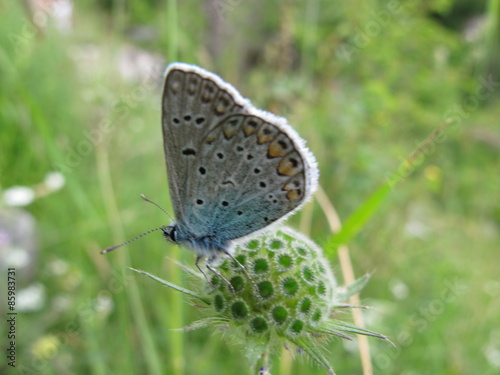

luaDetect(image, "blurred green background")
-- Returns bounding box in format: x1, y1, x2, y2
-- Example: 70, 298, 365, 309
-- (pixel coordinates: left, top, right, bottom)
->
1, 0, 500, 374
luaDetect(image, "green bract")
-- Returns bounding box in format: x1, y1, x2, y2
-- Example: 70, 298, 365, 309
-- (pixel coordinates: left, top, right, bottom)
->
132, 227, 386, 374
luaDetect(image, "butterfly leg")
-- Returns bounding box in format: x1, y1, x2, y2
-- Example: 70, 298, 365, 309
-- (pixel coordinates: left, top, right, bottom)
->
205, 262, 236, 295
196, 255, 235, 294
220, 248, 258, 294
195, 255, 213, 285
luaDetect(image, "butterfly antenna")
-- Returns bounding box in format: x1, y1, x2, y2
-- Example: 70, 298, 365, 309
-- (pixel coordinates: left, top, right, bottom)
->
140, 194, 175, 221
101, 226, 167, 254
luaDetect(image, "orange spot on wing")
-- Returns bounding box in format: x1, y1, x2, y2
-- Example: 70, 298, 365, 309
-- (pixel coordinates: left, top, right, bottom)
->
286, 190, 299, 202
206, 134, 217, 144
257, 127, 275, 144
223, 126, 238, 140
268, 140, 287, 158
278, 158, 299, 176
243, 118, 260, 136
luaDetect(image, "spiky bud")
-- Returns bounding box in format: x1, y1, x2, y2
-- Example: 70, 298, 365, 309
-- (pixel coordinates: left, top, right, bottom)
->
133, 227, 386, 374
207, 228, 336, 339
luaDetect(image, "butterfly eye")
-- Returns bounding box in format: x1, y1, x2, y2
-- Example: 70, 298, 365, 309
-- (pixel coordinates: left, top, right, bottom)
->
169, 227, 177, 242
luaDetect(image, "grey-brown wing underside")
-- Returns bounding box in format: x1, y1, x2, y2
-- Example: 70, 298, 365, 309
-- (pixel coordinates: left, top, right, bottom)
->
178, 113, 313, 241
162, 64, 249, 225
161, 63, 318, 241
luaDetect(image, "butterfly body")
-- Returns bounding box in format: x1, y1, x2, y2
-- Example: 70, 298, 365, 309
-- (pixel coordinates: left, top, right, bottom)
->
161, 63, 318, 263
162, 224, 230, 261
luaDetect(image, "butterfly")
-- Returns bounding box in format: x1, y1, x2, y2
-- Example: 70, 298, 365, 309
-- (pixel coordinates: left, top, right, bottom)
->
103, 63, 318, 278
160, 62, 318, 262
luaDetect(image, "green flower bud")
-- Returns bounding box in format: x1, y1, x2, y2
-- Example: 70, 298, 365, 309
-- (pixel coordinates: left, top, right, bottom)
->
133, 227, 386, 374
204, 228, 336, 335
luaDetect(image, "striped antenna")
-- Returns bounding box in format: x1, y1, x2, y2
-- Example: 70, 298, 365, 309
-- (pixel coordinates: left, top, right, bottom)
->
101, 194, 174, 254
101, 226, 168, 254
140, 194, 175, 221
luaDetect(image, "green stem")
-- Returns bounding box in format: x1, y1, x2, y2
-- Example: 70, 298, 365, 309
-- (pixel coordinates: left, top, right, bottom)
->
96, 146, 163, 375
252, 351, 270, 375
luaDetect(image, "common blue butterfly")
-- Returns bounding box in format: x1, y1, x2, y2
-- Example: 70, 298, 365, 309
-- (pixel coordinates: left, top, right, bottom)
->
103, 63, 318, 274
160, 63, 318, 263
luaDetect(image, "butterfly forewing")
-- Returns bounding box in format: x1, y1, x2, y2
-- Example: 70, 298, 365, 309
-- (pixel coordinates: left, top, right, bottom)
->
162, 65, 249, 224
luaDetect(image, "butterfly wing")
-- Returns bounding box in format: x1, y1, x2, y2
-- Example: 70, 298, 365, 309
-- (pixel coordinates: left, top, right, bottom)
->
192, 113, 318, 241
162, 63, 249, 227
162, 63, 318, 243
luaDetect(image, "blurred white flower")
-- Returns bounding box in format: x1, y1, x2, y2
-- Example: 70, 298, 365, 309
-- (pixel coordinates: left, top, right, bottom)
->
17, 283, 46, 312
4, 247, 30, 268
3, 186, 35, 207
29, 0, 73, 33
485, 335, 500, 368
50, 0, 73, 33
44, 171, 65, 191
404, 219, 429, 239
95, 293, 114, 316
48, 258, 70, 275
389, 278, 409, 300
117, 45, 164, 83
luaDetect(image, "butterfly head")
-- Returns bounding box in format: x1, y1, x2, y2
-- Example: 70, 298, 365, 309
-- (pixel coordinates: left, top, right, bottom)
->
162, 225, 178, 243
161, 223, 233, 260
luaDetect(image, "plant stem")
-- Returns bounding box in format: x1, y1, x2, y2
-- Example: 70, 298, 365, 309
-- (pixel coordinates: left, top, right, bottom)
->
316, 186, 373, 375
252, 351, 270, 375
